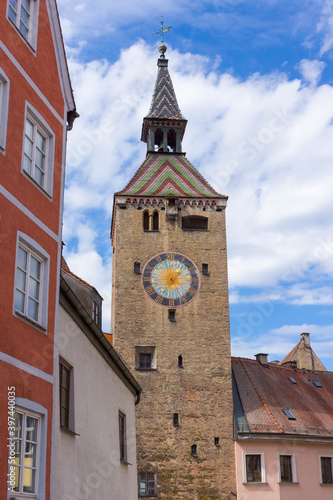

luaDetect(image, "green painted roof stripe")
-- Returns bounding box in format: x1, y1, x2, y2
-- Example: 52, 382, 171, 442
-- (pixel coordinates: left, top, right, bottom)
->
145, 172, 194, 196
130, 156, 212, 195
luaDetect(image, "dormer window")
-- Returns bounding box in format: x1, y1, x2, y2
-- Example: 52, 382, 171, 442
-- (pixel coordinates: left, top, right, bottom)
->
92, 300, 101, 328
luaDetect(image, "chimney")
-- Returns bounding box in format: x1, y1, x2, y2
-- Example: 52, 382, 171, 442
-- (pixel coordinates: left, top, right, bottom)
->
255, 353, 268, 365
301, 332, 311, 347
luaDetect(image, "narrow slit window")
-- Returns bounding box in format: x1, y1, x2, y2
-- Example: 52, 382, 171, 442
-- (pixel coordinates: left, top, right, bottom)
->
182, 216, 208, 231
178, 355, 183, 367
168, 310, 176, 322
202, 263, 209, 275
173, 413, 179, 427
191, 444, 197, 457
134, 262, 141, 274
214, 437, 220, 446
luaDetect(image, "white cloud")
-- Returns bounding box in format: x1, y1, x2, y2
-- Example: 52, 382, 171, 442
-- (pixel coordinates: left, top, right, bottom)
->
297, 59, 326, 86
63, 42, 333, 337
317, 0, 333, 55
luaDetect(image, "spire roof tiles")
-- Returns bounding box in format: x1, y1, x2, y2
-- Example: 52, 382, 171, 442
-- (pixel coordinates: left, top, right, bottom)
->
117, 153, 223, 198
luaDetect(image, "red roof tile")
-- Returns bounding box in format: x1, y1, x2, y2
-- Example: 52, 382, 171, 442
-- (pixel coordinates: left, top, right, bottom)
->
232, 357, 333, 437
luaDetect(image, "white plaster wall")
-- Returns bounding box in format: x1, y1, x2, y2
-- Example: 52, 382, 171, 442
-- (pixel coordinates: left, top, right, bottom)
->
53, 306, 138, 500
235, 439, 333, 500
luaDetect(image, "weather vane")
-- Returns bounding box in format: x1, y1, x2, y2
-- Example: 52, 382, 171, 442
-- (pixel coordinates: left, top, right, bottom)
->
152, 16, 172, 44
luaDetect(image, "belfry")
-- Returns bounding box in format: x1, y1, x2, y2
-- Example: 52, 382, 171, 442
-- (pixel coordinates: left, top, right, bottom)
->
111, 37, 236, 499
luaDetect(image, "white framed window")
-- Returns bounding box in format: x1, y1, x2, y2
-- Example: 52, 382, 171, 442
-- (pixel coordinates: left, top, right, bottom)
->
0, 68, 10, 153
320, 455, 333, 484
22, 105, 54, 196
14, 232, 50, 329
7, 0, 40, 50
243, 452, 266, 483
278, 452, 297, 483
9, 400, 47, 500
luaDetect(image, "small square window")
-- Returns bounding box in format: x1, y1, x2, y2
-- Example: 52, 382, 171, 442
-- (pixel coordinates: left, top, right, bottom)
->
313, 380, 322, 388
138, 472, 157, 497
320, 456, 333, 484
135, 346, 156, 370
202, 263, 209, 275
7, 0, 40, 50
14, 233, 49, 329
214, 437, 220, 446
282, 409, 296, 420
22, 105, 55, 196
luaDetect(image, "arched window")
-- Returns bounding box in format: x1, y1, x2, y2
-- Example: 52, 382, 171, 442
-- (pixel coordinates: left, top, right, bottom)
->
143, 211, 150, 231
167, 129, 177, 152
152, 211, 159, 231
154, 128, 163, 151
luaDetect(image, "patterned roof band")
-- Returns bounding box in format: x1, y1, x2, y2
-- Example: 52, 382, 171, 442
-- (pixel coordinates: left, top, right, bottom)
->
117, 154, 223, 198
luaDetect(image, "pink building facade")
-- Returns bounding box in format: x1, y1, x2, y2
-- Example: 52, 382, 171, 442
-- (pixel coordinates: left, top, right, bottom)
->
233, 354, 333, 500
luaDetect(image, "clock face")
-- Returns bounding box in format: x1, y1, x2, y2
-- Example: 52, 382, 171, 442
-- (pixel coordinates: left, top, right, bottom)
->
142, 252, 200, 307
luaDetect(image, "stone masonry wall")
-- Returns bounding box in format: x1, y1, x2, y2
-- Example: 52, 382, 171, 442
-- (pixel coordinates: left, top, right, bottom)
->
112, 199, 236, 499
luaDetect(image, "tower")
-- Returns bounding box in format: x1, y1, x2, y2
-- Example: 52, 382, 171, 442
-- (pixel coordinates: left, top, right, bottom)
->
111, 42, 236, 499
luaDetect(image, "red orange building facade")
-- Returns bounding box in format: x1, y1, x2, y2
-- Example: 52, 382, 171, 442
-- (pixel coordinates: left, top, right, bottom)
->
0, 1, 76, 498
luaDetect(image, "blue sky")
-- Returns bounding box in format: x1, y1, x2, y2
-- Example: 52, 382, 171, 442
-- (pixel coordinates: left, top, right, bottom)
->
58, 0, 333, 370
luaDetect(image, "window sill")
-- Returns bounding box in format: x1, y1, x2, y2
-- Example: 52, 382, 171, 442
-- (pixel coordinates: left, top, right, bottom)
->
243, 482, 268, 485
23, 170, 52, 200
135, 368, 157, 372
7, 18, 37, 54
278, 482, 299, 485
14, 310, 47, 333
60, 425, 79, 437
320, 483, 333, 486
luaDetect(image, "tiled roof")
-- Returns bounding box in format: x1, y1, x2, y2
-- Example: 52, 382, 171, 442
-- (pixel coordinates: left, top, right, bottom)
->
232, 357, 333, 437
117, 153, 222, 198
146, 59, 185, 121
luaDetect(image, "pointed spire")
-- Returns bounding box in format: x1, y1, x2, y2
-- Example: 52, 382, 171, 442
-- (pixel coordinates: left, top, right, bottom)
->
141, 44, 187, 153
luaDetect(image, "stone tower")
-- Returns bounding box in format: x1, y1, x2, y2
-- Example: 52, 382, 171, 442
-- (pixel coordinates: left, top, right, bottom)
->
111, 43, 236, 499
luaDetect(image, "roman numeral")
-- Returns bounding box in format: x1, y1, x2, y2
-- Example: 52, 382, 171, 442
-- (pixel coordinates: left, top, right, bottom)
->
189, 287, 197, 295
143, 277, 151, 282
155, 296, 163, 304
192, 277, 199, 283
167, 253, 174, 261
188, 266, 196, 271
146, 286, 154, 295
181, 296, 187, 303
169, 300, 175, 307
155, 255, 162, 263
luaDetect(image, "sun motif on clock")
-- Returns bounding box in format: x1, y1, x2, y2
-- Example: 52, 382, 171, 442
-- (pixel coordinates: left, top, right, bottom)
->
142, 252, 200, 307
